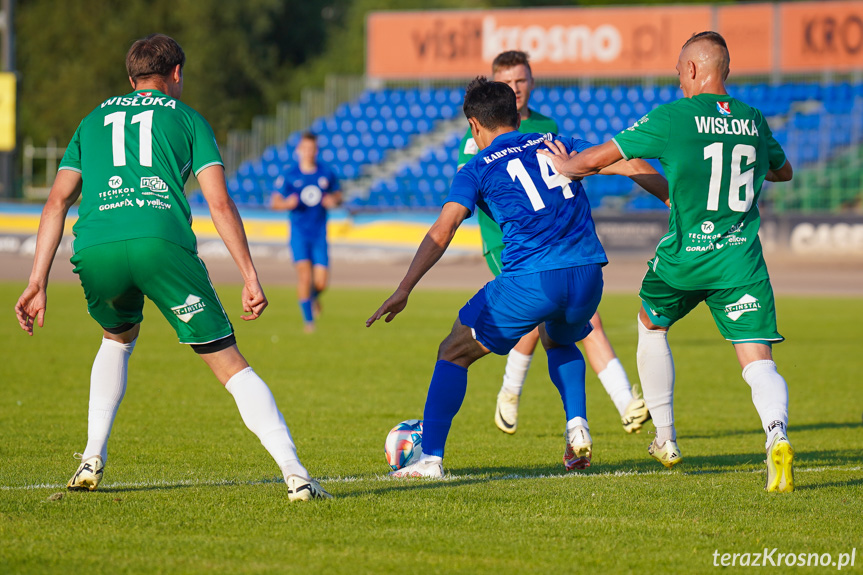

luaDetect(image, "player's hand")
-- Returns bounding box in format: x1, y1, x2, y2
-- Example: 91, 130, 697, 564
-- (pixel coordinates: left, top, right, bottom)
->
285, 194, 300, 210
15, 282, 47, 336
241, 279, 268, 321
538, 140, 582, 181
366, 288, 409, 327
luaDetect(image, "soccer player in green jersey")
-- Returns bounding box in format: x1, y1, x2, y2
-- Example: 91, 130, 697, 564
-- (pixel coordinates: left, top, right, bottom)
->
541, 32, 795, 492
15, 34, 331, 501
457, 51, 652, 436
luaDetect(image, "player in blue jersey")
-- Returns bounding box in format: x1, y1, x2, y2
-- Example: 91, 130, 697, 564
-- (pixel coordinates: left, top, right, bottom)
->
271, 132, 342, 332
367, 77, 667, 478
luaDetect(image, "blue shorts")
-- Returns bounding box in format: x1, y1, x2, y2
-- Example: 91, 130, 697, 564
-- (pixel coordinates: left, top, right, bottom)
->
459, 264, 603, 355
290, 231, 329, 267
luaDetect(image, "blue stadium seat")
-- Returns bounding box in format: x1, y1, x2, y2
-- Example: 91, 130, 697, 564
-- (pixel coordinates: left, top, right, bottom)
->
594, 86, 610, 103
225, 81, 862, 213
554, 103, 570, 119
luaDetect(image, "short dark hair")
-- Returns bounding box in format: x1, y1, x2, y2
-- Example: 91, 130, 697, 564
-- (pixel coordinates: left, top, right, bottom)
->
463, 76, 519, 131
492, 51, 532, 77
300, 132, 317, 142
126, 34, 186, 84
682, 31, 730, 78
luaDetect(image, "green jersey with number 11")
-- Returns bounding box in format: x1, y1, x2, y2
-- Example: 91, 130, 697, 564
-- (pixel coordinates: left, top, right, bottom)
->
60, 89, 223, 254
613, 94, 787, 290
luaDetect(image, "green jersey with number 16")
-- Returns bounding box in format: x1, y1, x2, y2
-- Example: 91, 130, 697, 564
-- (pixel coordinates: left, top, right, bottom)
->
613, 94, 787, 290
59, 89, 223, 254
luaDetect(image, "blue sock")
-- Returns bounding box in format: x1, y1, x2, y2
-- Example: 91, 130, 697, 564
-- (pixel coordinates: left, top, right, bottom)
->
422, 360, 469, 458
547, 344, 587, 421
299, 299, 314, 323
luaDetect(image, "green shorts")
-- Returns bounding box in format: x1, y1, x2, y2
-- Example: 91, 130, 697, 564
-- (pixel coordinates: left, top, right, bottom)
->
478, 209, 505, 277
639, 263, 783, 345
71, 238, 234, 345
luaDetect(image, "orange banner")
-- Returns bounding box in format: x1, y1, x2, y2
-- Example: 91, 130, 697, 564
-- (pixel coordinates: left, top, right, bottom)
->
717, 4, 775, 75
780, 1, 863, 73
366, 1, 863, 79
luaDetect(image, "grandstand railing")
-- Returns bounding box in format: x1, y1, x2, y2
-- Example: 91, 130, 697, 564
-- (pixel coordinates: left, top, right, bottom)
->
20, 74, 863, 215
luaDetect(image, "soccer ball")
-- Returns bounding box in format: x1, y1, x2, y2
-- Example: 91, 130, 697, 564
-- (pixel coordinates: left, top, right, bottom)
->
384, 419, 423, 471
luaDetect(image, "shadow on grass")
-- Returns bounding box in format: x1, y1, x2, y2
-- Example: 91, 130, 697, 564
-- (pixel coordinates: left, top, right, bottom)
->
685, 420, 862, 440
96, 476, 286, 493
795, 476, 863, 490
82, 447, 860, 497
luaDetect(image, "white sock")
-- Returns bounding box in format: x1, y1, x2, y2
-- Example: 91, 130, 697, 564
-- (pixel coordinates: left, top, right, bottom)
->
566, 416, 589, 433
418, 454, 442, 464
741, 360, 789, 448
597, 358, 634, 416
637, 316, 676, 443
501, 349, 533, 396
83, 337, 136, 463
225, 367, 309, 480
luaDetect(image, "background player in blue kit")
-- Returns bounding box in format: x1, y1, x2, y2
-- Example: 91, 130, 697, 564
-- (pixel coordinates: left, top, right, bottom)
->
271, 132, 342, 332
367, 78, 666, 478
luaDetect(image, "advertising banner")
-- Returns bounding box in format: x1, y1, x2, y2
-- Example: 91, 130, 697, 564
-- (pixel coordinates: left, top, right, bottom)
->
367, 1, 863, 79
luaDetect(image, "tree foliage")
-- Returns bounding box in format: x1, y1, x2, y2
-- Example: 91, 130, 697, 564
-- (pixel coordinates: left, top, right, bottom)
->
17, 0, 348, 144
17, 0, 732, 146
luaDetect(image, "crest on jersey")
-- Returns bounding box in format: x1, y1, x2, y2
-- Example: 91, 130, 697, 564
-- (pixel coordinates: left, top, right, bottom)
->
716, 101, 732, 116
137, 91, 153, 98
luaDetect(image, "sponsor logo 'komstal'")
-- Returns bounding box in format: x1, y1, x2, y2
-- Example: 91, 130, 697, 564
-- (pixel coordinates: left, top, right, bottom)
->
366, 1, 863, 79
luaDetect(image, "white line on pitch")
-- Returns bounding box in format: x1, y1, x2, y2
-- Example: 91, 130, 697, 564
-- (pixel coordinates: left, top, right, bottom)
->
1, 465, 860, 492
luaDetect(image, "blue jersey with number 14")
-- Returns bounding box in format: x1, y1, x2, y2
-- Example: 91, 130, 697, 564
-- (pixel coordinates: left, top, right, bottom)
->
446, 131, 607, 275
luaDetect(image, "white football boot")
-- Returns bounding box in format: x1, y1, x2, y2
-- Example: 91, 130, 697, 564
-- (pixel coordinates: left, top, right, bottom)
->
648, 438, 682, 468
286, 475, 333, 501
494, 390, 520, 435
390, 458, 444, 478
67, 454, 104, 492
564, 425, 592, 471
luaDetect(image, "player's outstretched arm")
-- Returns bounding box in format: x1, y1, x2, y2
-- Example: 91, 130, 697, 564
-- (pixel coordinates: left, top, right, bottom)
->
600, 158, 671, 208
15, 170, 82, 335
366, 202, 469, 327
198, 165, 268, 321
540, 140, 621, 179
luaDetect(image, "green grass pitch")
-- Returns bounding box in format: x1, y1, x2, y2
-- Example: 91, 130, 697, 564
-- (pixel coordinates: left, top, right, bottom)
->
1, 282, 861, 573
